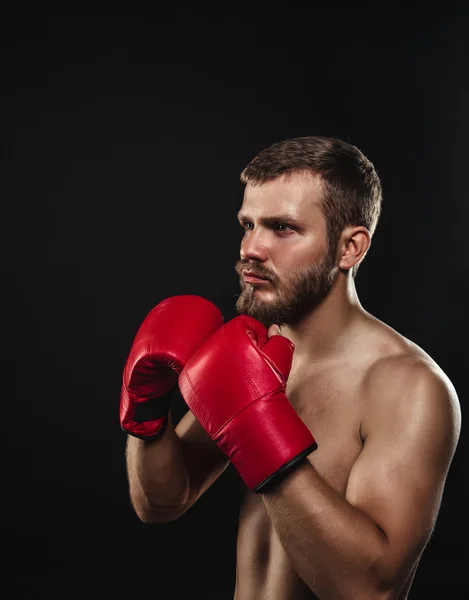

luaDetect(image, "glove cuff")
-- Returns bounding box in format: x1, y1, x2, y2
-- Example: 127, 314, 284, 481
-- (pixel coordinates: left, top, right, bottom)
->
252, 442, 318, 493
214, 391, 317, 491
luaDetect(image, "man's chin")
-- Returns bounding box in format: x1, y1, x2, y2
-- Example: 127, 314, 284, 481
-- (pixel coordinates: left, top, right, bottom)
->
240, 285, 276, 300
236, 291, 273, 312
235, 297, 286, 329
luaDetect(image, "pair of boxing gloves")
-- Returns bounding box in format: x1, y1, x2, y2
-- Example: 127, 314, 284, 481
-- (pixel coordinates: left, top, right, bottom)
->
120, 295, 317, 493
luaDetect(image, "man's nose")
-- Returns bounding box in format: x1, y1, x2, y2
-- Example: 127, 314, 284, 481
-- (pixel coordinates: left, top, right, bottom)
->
240, 229, 269, 262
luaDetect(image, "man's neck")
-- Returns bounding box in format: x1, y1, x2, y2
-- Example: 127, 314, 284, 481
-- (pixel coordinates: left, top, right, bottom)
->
279, 273, 366, 366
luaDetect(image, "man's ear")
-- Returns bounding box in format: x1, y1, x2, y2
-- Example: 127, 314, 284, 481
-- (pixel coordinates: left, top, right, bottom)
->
338, 226, 371, 270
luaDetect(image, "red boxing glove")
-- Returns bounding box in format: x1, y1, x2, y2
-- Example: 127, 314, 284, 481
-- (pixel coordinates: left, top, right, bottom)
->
178, 316, 317, 492
120, 295, 224, 440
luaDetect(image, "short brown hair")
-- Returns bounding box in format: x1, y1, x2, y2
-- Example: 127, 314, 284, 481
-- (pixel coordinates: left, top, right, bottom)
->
240, 136, 383, 277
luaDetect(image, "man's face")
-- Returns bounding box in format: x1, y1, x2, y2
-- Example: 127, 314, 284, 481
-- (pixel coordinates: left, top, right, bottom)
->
235, 172, 339, 328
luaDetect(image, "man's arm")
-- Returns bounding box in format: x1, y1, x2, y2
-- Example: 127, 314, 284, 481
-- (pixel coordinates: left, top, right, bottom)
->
261, 358, 461, 599
126, 409, 230, 523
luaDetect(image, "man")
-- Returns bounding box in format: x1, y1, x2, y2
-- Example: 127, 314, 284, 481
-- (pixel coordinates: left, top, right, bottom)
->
122, 136, 461, 599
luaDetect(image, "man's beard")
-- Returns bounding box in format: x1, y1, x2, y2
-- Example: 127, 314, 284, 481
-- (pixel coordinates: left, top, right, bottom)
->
234, 249, 338, 328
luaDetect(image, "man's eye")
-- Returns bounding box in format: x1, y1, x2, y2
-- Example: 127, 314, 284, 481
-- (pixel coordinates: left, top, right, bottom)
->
274, 223, 291, 232
240, 222, 253, 230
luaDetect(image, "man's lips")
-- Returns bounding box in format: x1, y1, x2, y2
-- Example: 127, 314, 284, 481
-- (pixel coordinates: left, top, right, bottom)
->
243, 271, 271, 284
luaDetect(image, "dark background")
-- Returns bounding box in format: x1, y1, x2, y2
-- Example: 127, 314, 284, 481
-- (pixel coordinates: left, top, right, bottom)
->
4, 10, 468, 598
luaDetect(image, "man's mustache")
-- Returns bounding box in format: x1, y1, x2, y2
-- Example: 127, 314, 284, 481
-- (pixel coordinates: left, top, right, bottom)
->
235, 260, 277, 284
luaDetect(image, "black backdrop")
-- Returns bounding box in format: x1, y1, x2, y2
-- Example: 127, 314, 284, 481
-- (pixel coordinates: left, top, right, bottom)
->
4, 10, 468, 598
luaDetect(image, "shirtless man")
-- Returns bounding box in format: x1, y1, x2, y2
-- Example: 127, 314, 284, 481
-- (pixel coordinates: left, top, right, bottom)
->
121, 136, 461, 599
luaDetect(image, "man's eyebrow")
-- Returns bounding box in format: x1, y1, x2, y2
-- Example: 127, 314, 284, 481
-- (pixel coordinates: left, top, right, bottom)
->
237, 213, 301, 227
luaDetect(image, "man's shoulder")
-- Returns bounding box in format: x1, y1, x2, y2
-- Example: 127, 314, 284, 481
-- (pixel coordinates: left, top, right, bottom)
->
366, 346, 448, 390
361, 333, 461, 444
361, 313, 456, 397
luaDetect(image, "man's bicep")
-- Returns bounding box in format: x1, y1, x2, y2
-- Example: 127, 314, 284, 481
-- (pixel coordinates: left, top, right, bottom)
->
345, 430, 442, 562
175, 409, 230, 504
345, 366, 460, 583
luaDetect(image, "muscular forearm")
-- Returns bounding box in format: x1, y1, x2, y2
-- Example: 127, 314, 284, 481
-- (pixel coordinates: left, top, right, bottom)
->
125, 415, 190, 523
262, 461, 392, 599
